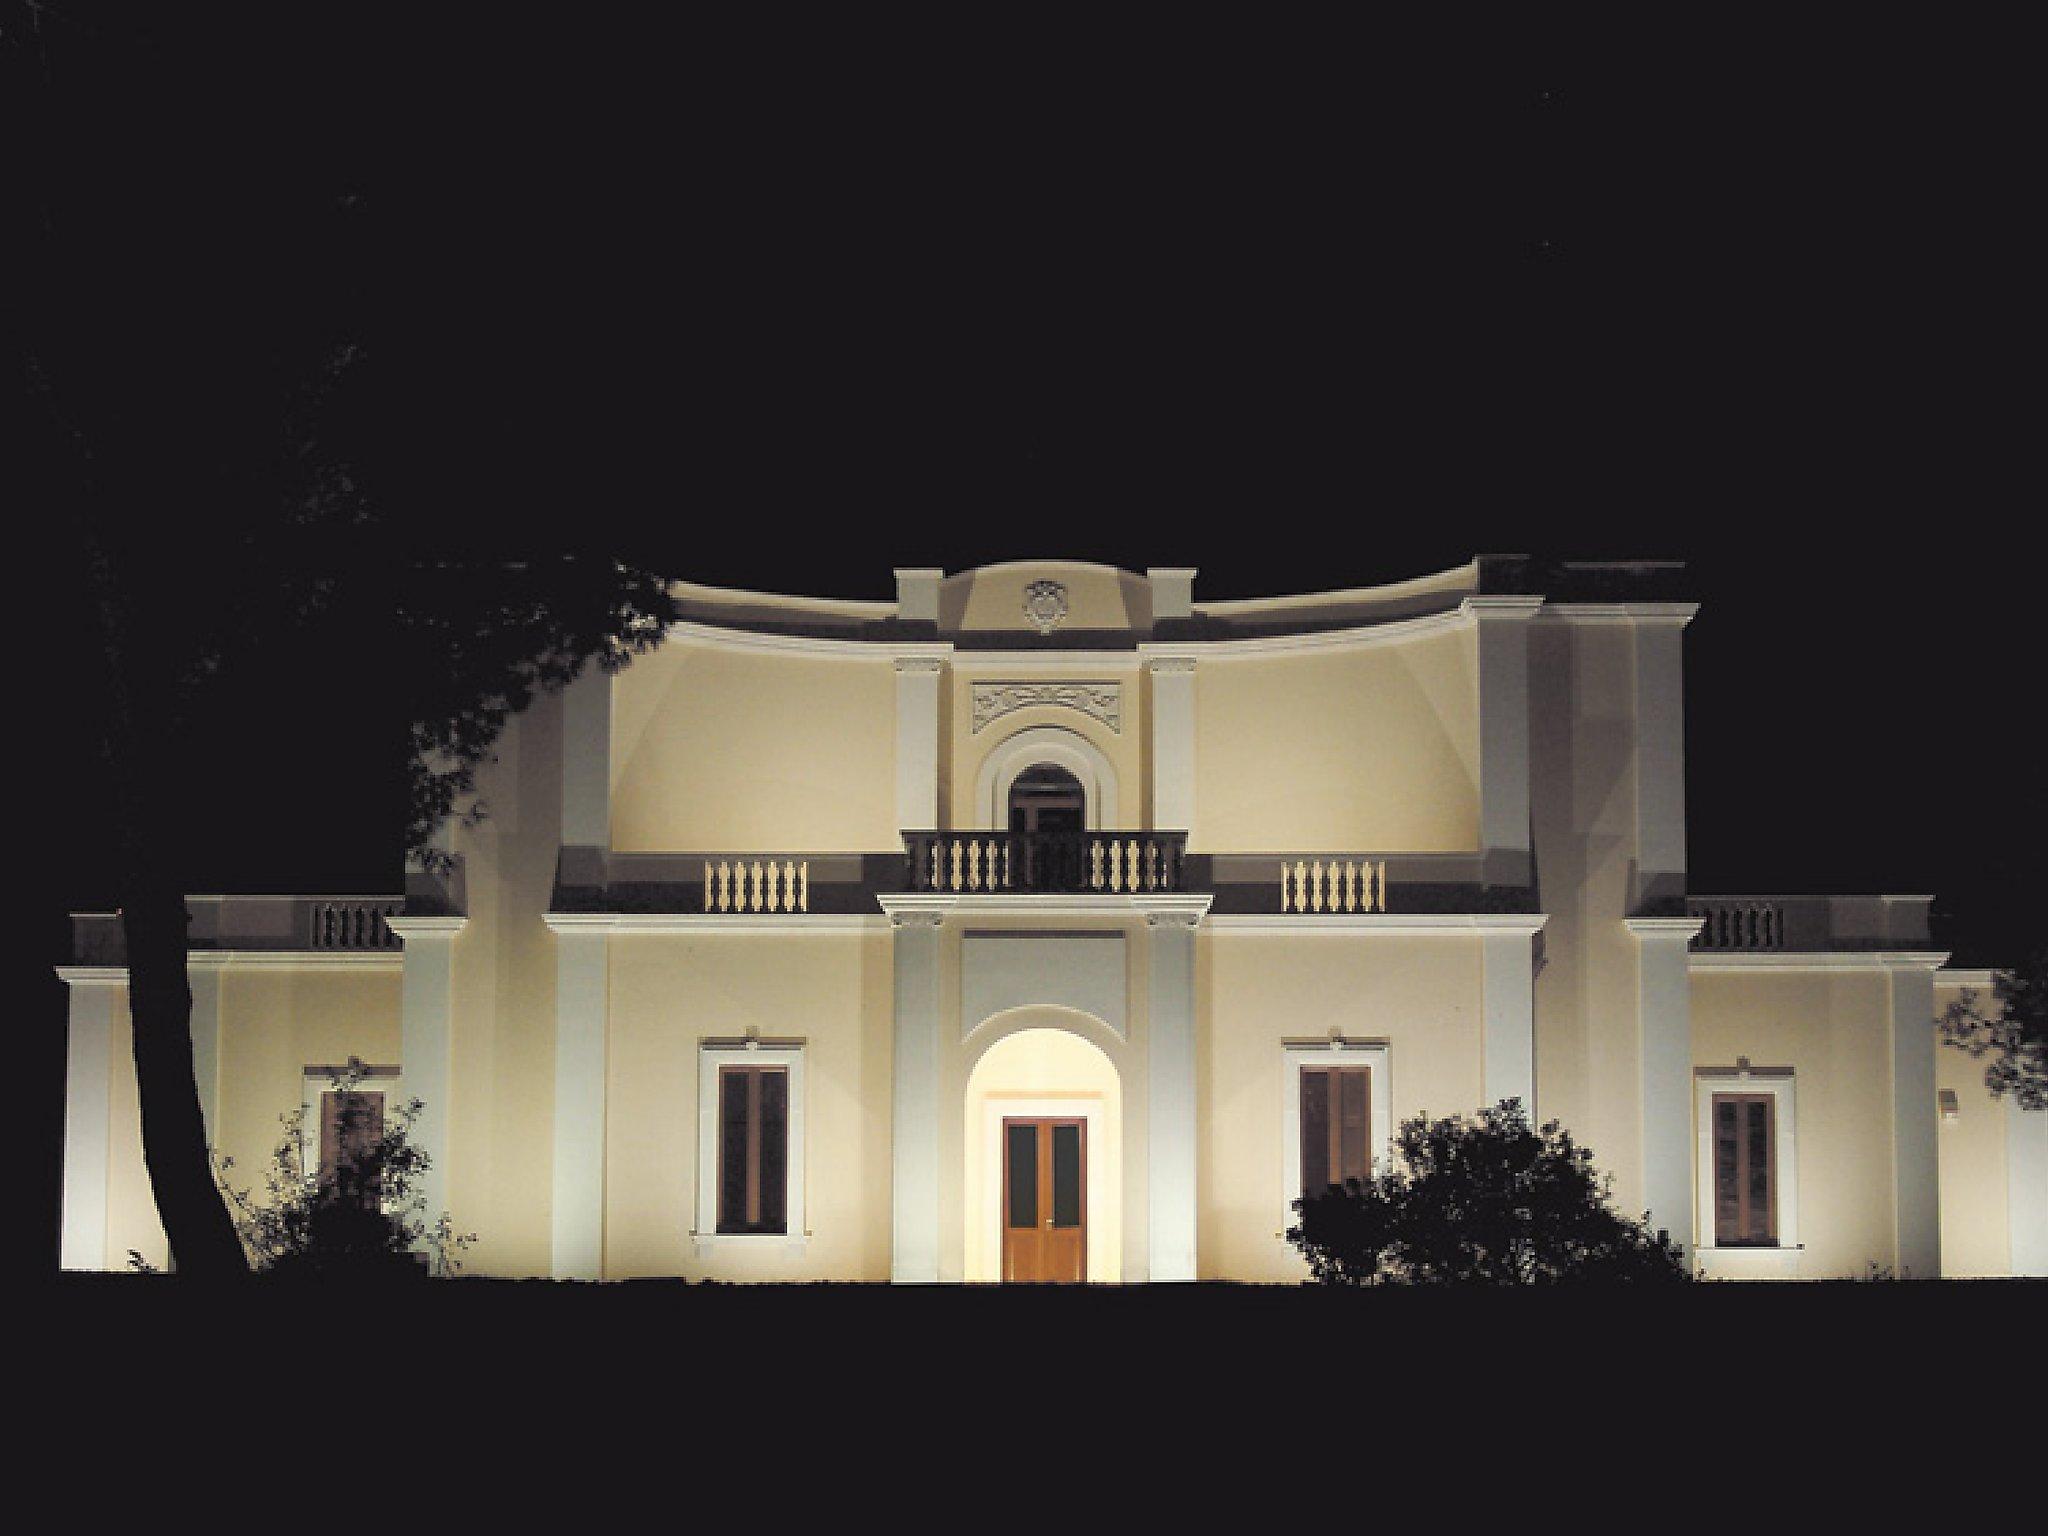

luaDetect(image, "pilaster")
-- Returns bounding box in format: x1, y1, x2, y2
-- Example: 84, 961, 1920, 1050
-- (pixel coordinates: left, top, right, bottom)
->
894, 656, 943, 834
1625, 916, 1703, 1253
388, 915, 465, 1242
1463, 596, 1542, 887
546, 920, 609, 1280
1146, 656, 1197, 835
55, 971, 120, 1271
882, 900, 946, 1281
1138, 896, 1209, 1280
1887, 957, 1943, 1277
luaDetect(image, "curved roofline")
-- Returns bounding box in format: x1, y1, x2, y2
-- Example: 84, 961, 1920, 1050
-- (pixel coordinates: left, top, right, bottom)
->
1196, 560, 1478, 617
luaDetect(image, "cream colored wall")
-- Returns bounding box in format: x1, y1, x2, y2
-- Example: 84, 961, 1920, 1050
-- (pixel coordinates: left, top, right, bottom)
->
1529, 618, 1650, 1213
445, 693, 567, 1278
611, 637, 898, 852
1199, 932, 1487, 1282
947, 664, 1143, 830
1192, 627, 1479, 853
1934, 977, 2012, 1277
1690, 968, 1898, 1277
212, 966, 404, 1183
603, 930, 895, 1280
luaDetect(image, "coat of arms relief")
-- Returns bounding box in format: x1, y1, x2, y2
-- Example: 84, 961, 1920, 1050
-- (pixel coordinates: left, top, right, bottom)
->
1022, 579, 1069, 635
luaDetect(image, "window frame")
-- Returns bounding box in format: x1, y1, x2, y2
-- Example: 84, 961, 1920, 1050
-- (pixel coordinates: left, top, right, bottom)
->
1280, 1040, 1391, 1231
1694, 1067, 1799, 1255
694, 1040, 806, 1254
299, 1063, 403, 1214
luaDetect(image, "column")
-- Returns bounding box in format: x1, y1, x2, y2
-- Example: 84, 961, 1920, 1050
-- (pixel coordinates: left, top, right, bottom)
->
1463, 596, 1542, 888
1141, 898, 1207, 1281
2009, 1095, 2048, 1277
884, 903, 944, 1282
1888, 959, 1942, 1278
1479, 917, 1544, 1114
549, 922, 609, 1280
894, 657, 943, 834
1147, 656, 1197, 835
388, 916, 464, 1244
1630, 613, 1693, 911
1626, 917, 1702, 1253
57, 972, 118, 1271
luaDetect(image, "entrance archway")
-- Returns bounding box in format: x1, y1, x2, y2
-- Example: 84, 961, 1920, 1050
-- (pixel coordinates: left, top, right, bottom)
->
963, 1017, 1123, 1283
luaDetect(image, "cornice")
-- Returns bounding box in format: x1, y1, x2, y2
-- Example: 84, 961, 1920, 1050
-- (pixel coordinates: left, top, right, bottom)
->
1136, 605, 1469, 657
56, 951, 409, 981
1207, 913, 1548, 937
1689, 949, 1953, 971
1535, 602, 1699, 627
543, 913, 888, 935
666, 619, 955, 662
384, 916, 468, 939
1458, 595, 1546, 621
1624, 917, 1708, 940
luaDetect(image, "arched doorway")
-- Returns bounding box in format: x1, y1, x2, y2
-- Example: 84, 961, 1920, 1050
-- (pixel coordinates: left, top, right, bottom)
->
1008, 763, 1086, 834
963, 1019, 1123, 1283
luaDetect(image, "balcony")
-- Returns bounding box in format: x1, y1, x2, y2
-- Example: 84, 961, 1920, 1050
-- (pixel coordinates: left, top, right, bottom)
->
904, 830, 1189, 895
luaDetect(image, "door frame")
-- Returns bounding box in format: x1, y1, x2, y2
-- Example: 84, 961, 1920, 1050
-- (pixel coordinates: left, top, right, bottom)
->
979, 1094, 1112, 1283
1000, 1115, 1088, 1283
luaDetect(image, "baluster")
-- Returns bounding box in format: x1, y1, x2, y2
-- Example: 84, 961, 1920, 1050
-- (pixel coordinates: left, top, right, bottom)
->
767, 861, 783, 912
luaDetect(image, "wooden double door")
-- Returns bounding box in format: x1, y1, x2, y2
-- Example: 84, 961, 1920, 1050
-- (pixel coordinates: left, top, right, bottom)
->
1002, 1117, 1087, 1283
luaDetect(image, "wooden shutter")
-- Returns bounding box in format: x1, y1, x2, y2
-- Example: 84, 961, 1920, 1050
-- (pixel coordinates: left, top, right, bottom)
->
1712, 1092, 1776, 1246
717, 1065, 789, 1234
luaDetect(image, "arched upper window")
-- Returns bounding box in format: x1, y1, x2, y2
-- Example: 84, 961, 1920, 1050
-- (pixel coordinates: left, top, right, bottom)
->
1007, 764, 1086, 835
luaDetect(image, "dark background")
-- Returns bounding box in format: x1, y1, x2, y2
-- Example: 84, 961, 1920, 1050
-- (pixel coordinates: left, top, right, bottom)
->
17, 12, 2036, 1270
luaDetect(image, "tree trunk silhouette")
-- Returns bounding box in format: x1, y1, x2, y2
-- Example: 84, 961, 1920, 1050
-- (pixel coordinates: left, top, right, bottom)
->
80, 498, 250, 1279
121, 885, 247, 1277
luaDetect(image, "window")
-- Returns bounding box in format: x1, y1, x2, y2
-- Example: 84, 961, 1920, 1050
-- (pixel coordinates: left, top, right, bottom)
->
1300, 1065, 1372, 1196
1281, 1041, 1391, 1226
1694, 1067, 1798, 1254
717, 1064, 788, 1234
695, 1041, 807, 1250
1711, 1093, 1776, 1245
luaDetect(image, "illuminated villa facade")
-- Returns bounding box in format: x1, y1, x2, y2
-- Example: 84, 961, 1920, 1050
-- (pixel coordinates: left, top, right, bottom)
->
57, 558, 2046, 1281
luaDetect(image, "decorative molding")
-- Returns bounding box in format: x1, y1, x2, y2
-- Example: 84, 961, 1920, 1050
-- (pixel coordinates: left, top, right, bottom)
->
894, 655, 946, 676
1023, 580, 1070, 635
971, 680, 1121, 735
1624, 916, 1708, 939
1144, 655, 1197, 675
1132, 894, 1215, 927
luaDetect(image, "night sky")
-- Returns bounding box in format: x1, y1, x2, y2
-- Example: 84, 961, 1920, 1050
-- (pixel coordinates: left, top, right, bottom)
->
19, 17, 2037, 1266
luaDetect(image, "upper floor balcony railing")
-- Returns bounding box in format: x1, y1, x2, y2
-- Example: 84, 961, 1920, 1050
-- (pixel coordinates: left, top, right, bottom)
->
1687, 894, 1933, 953
905, 830, 1189, 895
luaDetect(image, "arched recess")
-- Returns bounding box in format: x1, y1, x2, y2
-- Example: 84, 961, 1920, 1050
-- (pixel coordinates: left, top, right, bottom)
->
962, 1008, 1125, 1283
973, 724, 1120, 830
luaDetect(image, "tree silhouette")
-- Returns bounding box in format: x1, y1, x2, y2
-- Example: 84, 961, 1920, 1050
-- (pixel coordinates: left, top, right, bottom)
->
24, 23, 676, 1274
1939, 947, 2047, 1112
1288, 1099, 1690, 1285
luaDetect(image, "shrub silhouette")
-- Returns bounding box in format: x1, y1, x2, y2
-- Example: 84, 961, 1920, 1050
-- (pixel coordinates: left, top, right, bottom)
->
1287, 1098, 1689, 1285
186, 1059, 472, 1281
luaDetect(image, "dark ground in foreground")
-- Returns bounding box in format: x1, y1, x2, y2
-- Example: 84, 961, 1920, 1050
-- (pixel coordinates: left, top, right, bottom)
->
31, 1275, 2036, 1499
